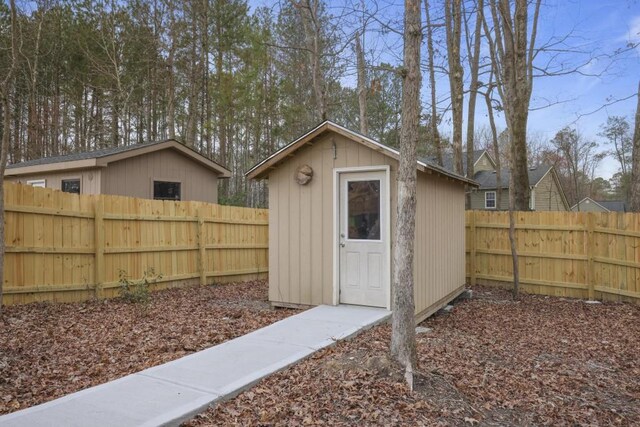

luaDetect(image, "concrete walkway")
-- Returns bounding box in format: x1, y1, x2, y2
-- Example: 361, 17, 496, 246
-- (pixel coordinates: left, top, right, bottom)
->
0, 305, 390, 427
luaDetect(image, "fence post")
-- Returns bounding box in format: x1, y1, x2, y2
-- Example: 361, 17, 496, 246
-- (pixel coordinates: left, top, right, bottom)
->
469, 211, 477, 287
197, 207, 207, 286
586, 213, 595, 300
94, 198, 105, 299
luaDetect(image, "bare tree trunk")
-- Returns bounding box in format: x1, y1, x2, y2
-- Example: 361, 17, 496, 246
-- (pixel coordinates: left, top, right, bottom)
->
391, 0, 421, 390
508, 168, 519, 298
484, 83, 502, 208
464, 0, 484, 209
445, 0, 464, 175
166, 0, 177, 140
424, 0, 442, 165
629, 81, 640, 212
0, 0, 19, 316
355, 30, 368, 135
485, 0, 541, 210
294, 0, 328, 121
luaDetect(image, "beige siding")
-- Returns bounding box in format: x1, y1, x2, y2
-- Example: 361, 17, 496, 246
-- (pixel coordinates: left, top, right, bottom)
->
571, 199, 608, 212
474, 152, 495, 173
268, 132, 396, 306
532, 171, 567, 211
414, 172, 466, 317
101, 148, 218, 203
7, 169, 102, 194
267, 131, 467, 317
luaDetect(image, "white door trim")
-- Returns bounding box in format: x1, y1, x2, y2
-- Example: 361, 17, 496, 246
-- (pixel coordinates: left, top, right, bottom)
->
332, 165, 391, 310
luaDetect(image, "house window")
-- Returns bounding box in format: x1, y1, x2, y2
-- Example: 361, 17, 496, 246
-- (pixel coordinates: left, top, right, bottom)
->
485, 191, 496, 209
347, 180, 381, 240
154, 181, 181, 201
26, 179, 46, 188
62, 179, 81, 194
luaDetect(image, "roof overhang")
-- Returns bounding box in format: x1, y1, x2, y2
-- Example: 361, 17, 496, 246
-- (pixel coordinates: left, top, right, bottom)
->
5, 139, 232, 178
4, 159, 101, 176
246, 121, 478, 186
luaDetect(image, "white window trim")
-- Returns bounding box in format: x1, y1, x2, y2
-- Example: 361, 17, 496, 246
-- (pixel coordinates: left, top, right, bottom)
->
26, 179, 46, 188
485, 191, 497, 209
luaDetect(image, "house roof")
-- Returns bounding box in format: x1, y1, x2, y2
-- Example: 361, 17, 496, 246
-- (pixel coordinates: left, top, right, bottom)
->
246, 121, 478, 186
571, 197, 627, 212
423, 149, 491, 175
5, 139, 231, 178
597, 200, 627, 212
473, 164, 553, 190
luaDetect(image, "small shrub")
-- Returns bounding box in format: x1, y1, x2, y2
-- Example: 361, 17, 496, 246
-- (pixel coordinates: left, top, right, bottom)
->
118, 268, 162, 305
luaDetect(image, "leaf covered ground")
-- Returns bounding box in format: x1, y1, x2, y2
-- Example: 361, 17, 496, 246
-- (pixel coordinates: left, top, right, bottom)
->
186, 287, 640, 426
0, 280, 294, 415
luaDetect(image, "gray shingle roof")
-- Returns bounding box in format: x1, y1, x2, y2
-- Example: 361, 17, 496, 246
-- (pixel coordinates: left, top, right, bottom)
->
7, 140, 172, 169
473, 164, 552, 190
596, 200, 627, 212
421, 149, 488, 175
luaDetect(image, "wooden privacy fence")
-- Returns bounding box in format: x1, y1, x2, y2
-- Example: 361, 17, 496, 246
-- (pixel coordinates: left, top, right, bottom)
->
2, 183, 268, 305
466, 210, 640, 303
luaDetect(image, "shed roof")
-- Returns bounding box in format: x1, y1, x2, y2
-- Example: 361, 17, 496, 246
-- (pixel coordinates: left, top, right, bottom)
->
5, 139, 231, 178
246, 121, 477, 186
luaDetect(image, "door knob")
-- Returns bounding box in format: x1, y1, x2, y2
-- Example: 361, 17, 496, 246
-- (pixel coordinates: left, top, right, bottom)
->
340, 241, 345, 247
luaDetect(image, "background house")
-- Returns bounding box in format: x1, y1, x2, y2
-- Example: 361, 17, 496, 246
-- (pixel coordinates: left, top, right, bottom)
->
247, 121, 476, 322
571, 197, 627, 212
472, 163, 569, 211
5, 140, 231, 203
429, 150, 569, 211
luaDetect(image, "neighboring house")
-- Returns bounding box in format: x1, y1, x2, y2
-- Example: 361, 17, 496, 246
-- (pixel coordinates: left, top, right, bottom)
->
429, 150, 569, 211
472, 164, 570, 211
246, 121, 477, 322
571, 197, 627, 212
5, 140, 231, 203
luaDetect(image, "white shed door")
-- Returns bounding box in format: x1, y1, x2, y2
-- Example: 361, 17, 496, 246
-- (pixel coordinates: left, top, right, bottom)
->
338, 170, 389, 308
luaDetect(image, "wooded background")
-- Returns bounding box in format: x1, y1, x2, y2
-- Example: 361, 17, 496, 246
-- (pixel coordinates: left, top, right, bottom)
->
0, 0, 638, 209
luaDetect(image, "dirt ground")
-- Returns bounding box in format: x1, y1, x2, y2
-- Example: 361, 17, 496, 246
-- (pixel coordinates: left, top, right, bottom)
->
0, 280, 294, 415
186, 287, 640, 426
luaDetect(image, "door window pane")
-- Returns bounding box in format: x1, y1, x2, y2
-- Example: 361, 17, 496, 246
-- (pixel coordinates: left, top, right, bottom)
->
348, 180, 380, 240
154, 181, 181, 201
62, 179, 80, 194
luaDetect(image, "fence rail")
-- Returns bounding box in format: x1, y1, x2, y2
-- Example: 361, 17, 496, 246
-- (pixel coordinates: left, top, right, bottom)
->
2, 183, 268, 305
466, 210, 640, 303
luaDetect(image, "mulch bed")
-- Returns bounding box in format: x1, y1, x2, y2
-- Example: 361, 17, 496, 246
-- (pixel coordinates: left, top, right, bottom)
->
186, 287, 640, 426
0, 280, 295, 415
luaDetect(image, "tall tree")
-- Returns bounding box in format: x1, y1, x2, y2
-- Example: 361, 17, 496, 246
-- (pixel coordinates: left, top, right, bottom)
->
600, 116, 632, 177
550, 127, 605, 207
464, 0, 484, 209
391, 0, 421, 390
355, 30, 368, 135
0, 0, 19, 314
444, 0, 464, 175
629, 81, 640, 212
423, 0, 442, 166
484, 0, 542, 211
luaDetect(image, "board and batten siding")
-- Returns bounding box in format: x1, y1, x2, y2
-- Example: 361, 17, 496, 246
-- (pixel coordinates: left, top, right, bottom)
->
7, 169, 102, 194
414, 173, 466, 319
101, 148, 219, 203
267, 131, 467, 317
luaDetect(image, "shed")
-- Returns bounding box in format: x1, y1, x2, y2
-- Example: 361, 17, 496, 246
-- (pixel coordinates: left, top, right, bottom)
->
246, 121, 476, 322
5, 140, 231, 203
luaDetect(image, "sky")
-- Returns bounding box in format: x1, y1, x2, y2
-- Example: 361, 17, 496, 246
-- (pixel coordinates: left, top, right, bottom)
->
251, 0, 640, 179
